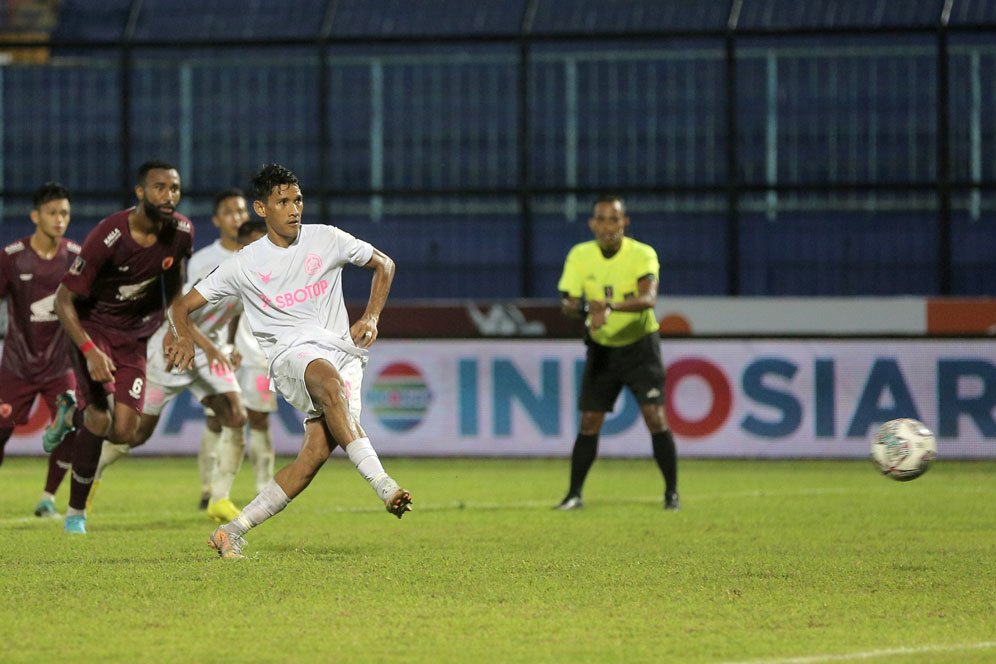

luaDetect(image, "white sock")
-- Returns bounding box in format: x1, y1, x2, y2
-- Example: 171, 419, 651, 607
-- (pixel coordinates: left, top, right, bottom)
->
210, 426, 246, 502
229, 479, 289, 536
40, 491, 56, 503
95, 441, 130, 481
248, 428, 275, 493
197, 428, 221, 497
345, 438, 399, 502
66, 506, 85, 517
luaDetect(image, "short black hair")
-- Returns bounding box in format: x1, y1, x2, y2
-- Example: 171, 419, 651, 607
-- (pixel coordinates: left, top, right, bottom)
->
213, 187, 245, 215
237, 220, 267, 240
251, 163, 300, 202
32, 182, 71, 209
137, 159, 177, 186
593, 194, 626, 214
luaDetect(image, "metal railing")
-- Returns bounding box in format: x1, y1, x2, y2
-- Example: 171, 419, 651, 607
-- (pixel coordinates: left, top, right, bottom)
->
1, 0, 995, 298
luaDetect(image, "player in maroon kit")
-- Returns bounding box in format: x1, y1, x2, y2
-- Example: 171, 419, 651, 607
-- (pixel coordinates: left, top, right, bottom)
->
43, 160, 194, 534
0, 182, 81, 518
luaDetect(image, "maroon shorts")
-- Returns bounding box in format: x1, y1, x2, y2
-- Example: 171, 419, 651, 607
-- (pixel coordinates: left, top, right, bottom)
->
0, 368, 76, 428
71, 326, 149, 414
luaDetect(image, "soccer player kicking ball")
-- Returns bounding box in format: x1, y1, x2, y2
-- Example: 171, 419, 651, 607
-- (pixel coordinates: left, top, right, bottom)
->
165, 164, 412, 560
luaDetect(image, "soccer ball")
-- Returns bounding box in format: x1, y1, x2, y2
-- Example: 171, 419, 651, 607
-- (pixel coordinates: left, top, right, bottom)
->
870, 418, 937, 482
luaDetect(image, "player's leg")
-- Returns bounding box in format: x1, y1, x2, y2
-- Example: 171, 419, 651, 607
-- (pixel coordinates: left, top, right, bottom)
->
198, 412, 221, 509
64, 404, 112, 534
209, 416, 333, 559
0, 428, 11, 466
627, 335, 678, 510
240, 366, 278, 493
246, 409, 274, 493
0, 374, 34, 464
641, 403, 679, 510
558, 411, 605, 510
33, 374, 79, 517
558, 346, 620, 510
36, 432, 75, 518
306, 357, 411, 516
202, 390, 247, 522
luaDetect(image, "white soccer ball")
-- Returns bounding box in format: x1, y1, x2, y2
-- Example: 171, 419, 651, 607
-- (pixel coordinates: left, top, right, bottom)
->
870, 418, 937, 482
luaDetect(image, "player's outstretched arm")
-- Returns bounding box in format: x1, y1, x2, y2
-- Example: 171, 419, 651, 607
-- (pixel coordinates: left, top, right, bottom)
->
54, 283, 116, 382
351, 247, 395, 349
164, 288, 208, 372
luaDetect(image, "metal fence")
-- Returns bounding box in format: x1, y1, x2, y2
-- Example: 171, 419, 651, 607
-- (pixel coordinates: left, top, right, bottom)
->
1, 0, 995, 299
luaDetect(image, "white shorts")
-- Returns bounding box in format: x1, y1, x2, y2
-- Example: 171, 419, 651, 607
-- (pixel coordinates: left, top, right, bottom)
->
271, 342, 366, 421
237, 363, 278, 414
144, 333, 241, 416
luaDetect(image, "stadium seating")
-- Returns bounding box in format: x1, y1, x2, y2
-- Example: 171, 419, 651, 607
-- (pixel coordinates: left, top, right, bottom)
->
3, 0, 995, 297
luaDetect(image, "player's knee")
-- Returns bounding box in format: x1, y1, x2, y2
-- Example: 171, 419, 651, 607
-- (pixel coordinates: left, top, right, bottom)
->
221, 406, 247, 429
248, 410, 269, 432
316, 379, 348, 413
84, 408, 112, 437
579, 412, 604, 434
108, 420, 136, 445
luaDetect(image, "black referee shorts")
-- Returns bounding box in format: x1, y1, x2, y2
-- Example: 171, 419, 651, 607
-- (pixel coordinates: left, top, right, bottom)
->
578, 333, 666, 412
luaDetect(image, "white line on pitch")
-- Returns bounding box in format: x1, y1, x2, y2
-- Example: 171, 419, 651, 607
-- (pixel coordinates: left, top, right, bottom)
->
720, 640, 996, 664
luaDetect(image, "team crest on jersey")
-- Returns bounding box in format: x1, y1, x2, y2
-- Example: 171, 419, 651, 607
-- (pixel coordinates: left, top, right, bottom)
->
162, 256, 174, 270
104, 228, 122, 247
4, 241, 24, 255
30, 293, 58, 322
258, 271, 272, 284
116, 276, 156, 301
304, 254, 323, 276
0, 403, 11, 419
69, 255, 86, 275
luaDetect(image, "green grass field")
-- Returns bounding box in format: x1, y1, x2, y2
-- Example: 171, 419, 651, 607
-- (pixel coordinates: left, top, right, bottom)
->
1, 456, 994, 663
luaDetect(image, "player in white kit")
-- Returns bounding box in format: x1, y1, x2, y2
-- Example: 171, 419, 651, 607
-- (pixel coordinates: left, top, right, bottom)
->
232, 219, 276, 493
92, 189, 251, 523
165, 164, 412, 559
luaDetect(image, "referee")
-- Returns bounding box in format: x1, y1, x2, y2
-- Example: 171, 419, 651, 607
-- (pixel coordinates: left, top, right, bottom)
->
556, 195, 679, 511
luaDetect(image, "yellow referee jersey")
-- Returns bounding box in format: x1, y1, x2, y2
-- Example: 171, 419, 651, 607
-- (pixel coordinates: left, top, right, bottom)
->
557, 237, 660, 347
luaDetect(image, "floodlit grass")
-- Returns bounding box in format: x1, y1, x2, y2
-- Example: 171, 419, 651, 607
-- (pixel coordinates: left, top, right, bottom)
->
1, 456, 994, 663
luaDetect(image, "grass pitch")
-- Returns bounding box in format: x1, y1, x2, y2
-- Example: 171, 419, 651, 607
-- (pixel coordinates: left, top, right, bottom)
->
1, 456, 994, 664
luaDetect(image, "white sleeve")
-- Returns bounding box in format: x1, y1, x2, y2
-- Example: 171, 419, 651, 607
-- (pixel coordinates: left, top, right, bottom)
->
328, 225, 373, 267
193, 255, 241, 304
183, 250, 207, 294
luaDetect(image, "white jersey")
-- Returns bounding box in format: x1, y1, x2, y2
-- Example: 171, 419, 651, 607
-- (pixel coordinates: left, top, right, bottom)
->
194, 224, 373, 377
234, 313, 266, 368
186, 240, 242, 343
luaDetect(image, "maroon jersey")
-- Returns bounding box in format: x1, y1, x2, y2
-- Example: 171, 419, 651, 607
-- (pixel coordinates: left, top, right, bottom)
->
61, 208, 194, 340
0, 236, 81, 382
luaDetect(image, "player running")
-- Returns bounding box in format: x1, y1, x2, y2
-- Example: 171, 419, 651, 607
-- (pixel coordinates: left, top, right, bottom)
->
231, 219, 277, 495
44, 160, 194, 534
0, 182, 81, 518
90, 188, 251, 523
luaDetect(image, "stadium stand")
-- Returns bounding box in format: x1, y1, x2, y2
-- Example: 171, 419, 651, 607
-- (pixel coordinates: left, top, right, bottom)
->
2, 0, 996, 298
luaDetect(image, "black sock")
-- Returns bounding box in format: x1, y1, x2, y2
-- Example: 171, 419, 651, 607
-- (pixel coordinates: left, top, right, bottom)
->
0, 428, 12, 466
68, 427, 103, 511
568, 433, 598, 497
45, 430, 76, 494
652, 430, 678, 496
